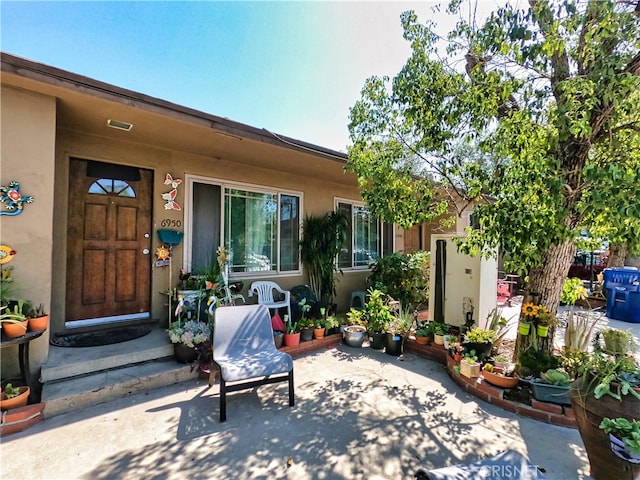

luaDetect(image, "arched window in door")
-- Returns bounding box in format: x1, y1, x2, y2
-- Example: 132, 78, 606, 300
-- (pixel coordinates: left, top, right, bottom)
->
88, 179, 136, 197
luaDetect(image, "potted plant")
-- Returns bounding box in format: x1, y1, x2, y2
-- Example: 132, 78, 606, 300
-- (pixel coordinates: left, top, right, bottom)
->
313, 317, 326, 340
601, 328, 636, 357
283, 316, 300, 347
463, 327, 496, 359
599, 417, 640, 464
570, 344, 640, 480
415, 322, 433, 345
432, 322, 450, 345
482, 363, 519, 389
26, 303, 49, 332
0, 303, 28, 338
166, 319, 212, 364
492, 354, 511, 370
530, 369, 572, 405
460, 350, 480, 378
450, 341, 464, 362
297, 298, 314, 341
535, 305, 555, 338
385, 307, 412, 356
299, 211, 348, 313
0, 383, 30, 410
363, 288, 394, 350
518, 301, 539, 336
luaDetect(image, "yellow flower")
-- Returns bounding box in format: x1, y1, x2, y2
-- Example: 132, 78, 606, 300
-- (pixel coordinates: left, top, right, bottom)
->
522, 302, 539, 318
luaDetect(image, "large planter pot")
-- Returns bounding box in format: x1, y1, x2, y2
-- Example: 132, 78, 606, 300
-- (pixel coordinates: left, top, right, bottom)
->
385, 333, 404, 356
283, 332, 301, 347
343, 326, 366, 347
28, 315, 49, 332
173, 343, 198, 363
462, 341, 492, 359
482, 368, 520, 389
2, 320, 29, 338
300, 327, 314, 342
369, 332, 387, 350
530, 381, 571, 405
571, 374, 640, 480
0, 386, 30, 410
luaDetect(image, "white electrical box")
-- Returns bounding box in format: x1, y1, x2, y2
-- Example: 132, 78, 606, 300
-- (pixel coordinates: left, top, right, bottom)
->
428, 234, 498, 328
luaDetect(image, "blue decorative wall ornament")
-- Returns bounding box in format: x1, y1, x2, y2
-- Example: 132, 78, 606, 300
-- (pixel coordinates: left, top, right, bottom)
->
0, 181, 34, 215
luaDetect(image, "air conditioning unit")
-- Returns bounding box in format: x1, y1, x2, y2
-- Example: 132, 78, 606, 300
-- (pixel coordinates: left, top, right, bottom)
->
428, 234, 498, 329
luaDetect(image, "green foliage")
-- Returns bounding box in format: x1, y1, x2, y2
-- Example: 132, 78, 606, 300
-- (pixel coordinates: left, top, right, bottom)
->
346, 1, 640, 311
540, 369, 572, 386
369, 251, 430, 309
464, 327, 497, 344
561, 277, 588, 305
388, 306, 414, 336
1, 383, 21, 399
362, 288, 394, 333
300, 212, 349, 306
517, 347, 560, 377
600, 418, 640, 457
431, 322, 450, 336
601, 328, 636, 356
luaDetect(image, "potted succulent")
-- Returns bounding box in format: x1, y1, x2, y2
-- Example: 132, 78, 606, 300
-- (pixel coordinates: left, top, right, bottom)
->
26, 303, 49, 332
459, 350, 480, 378
0, 303, 28, 338
482, 363, 519, 389
530, 369, 572, 405
599, 417, 640, 464
283, 316, 301, 347
601, 328, 636, 357
166, 319, 212, 364
570, 342, 640, 479
450, 341, 465, 362
0, 383, 30, 410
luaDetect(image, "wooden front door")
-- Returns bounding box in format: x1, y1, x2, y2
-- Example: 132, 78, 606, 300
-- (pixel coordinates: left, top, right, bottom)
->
66, 159, 152, 322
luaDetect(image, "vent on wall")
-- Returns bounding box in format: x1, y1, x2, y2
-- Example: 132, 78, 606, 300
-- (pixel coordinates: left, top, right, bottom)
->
107, 119, 133, 131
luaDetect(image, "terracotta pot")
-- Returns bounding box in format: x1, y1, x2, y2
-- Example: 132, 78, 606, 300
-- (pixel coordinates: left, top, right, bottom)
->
482, 368, 519, 389
283, 332, 301, 347
28, 315, 49, 332
0, 386, 30, 410
415, 335, 430, 345
571, 374, 640, 479
313, 327, 325, 339
2, 320, 29, 338
453, 353, 464, 362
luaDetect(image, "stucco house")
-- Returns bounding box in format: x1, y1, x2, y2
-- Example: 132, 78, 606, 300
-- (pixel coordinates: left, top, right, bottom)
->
1, 53, 479, 410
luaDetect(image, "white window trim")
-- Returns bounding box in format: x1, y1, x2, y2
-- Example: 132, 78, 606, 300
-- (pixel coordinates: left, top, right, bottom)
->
335, 197, 385, 272
184, 174, 303, 279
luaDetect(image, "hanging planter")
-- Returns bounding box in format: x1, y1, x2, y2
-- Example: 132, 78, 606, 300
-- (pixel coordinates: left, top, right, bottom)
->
517, 321, 531, 336
537, 324, 549, 337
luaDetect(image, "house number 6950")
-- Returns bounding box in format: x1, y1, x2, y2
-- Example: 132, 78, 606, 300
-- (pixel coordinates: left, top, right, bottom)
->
160, 219, 182, 228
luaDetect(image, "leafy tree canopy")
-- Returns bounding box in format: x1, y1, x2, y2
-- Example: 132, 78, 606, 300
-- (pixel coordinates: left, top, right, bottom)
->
347, 0, 640, 279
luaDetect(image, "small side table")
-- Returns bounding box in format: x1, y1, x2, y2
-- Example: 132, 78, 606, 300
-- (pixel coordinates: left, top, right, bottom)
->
1, 330, 45, 403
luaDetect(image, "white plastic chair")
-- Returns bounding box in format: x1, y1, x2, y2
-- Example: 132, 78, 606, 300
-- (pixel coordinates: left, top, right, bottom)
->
248, 281, 291, 321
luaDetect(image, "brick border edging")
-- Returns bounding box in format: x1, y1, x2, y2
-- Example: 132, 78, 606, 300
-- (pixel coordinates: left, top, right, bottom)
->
404, 339, 577, 428
278, 333, 343, 356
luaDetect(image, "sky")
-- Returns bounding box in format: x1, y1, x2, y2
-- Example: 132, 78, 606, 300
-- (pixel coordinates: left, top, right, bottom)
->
1, 1, 501, 152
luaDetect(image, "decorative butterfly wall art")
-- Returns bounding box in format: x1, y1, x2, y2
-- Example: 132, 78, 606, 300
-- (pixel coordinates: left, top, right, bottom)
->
161, 173, 182, 210
162, 188, 181, 211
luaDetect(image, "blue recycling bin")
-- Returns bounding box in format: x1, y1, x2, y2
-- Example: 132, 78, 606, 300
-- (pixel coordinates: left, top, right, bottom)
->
603, 268, 640, 322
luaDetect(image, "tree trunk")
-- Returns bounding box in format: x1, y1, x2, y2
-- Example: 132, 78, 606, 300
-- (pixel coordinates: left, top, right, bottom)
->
514, 238, 577, 359
607, 242, 627, 268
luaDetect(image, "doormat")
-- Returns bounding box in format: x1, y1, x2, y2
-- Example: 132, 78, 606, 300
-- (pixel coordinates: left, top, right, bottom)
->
50, 326, 152, 348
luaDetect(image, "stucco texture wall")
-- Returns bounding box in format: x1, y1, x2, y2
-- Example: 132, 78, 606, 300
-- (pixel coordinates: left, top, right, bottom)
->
1, 86, 56, 380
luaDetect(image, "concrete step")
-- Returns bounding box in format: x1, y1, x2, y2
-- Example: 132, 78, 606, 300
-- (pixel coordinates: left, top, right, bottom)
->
42, 358, 200, 418
40, 326, 202, 418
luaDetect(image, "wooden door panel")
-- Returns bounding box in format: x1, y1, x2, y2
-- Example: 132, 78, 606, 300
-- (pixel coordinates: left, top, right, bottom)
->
66, 159, 152, 322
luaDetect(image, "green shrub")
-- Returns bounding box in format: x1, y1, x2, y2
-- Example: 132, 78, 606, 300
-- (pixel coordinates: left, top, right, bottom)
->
369, 251, 430, 309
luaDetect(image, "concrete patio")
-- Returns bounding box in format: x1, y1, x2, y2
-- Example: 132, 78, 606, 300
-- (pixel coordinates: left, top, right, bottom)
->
1, 344, 591, 480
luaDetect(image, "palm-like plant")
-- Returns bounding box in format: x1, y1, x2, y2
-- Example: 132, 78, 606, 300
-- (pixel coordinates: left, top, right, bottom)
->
300, 211, 348, 309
